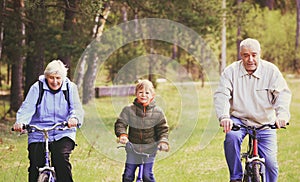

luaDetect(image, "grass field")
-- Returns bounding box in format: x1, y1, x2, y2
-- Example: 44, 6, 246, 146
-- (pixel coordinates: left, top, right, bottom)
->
0, 78, 299, 182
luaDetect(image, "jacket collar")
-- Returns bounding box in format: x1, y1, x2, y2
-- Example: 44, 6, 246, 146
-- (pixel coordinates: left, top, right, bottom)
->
238, 59, 262, 79
133, 98, 156, 110
38, 75, 69, 91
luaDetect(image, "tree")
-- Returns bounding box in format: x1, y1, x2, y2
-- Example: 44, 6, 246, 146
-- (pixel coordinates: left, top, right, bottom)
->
0, 0, 299, 113
0, 0, 4, 60
79, 1, 111, 104
60, 0, 79, 78
296, 0, 300, 73
221, 0, 227, 73
24, 0, 46, 96
7, 0, 26, 114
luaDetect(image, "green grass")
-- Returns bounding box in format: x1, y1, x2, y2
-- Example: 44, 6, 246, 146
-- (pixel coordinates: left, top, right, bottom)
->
1, 79, 300, 181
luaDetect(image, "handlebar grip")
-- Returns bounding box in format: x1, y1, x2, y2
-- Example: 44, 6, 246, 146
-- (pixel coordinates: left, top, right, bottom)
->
62, 121, 68, 127
11, 124, 28, 131
63, 121, 81, 128
231, 124, 241, 131
276, 122, 289, 129
158, 145, 162, 151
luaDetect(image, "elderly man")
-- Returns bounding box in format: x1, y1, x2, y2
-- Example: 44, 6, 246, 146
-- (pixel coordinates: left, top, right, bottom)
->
214, 38, 291, 182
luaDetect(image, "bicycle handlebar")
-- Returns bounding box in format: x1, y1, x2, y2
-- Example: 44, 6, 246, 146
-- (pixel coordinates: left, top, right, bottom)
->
118, 141, 160, 157
232, 122, 288, 131
11, 121, 79, 132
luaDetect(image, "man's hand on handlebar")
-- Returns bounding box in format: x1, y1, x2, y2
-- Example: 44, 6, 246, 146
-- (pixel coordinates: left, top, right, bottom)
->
275, 119, 288, 129
220, 118, 233, 133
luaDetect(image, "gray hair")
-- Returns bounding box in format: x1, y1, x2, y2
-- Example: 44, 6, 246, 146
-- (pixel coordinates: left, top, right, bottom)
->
44, 60, 68, 80
240, 38, 261, 52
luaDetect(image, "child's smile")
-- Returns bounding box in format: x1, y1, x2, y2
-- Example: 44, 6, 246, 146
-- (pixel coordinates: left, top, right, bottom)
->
136, 88, 153, 105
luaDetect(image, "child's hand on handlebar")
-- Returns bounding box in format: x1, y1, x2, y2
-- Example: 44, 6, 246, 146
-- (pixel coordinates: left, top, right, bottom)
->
158, 142, 169, 152
118, 134, 128, 144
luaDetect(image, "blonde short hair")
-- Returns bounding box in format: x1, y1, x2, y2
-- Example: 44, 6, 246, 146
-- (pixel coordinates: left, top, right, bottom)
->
44, 60, 68, 80
135, 79, 155, 95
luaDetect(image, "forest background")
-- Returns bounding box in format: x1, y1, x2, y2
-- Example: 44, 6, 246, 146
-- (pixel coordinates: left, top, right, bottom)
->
0, 0, 300, 181
0, 0, 299, 113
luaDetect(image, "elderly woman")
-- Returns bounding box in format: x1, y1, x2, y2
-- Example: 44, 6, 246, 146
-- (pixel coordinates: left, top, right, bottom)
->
13, 60, 84, 182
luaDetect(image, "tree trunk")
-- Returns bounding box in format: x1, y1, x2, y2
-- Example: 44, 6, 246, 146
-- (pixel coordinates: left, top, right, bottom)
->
60, 0, 78, 79
82, 2, 111, 104
220, 0, 226, 74
296, 0, 300, 73
0, 0, 5, 88
236, 0, 243, 60
82, 52, 98, 104
24, 0, 46, 96
0, 0, 5, 60
74, 54, 87, 89
10, 0, 26, 113
265, 0, 275, 10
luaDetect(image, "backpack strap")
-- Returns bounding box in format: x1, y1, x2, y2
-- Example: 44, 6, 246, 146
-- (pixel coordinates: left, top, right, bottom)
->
63, 82, 70, 107
36, 80, 70, 107
36, 80, 44, 107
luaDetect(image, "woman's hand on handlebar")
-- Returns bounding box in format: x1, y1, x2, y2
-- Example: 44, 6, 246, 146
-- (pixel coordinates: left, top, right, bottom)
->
13, 123, 24, 132
67, 117, 78, 128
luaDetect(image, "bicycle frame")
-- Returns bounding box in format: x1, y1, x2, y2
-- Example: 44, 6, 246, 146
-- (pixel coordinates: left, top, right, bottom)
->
118, 142, 158, 182
23, 122, 70, 182
232, 123, 277, 182
137, 162, 144, 182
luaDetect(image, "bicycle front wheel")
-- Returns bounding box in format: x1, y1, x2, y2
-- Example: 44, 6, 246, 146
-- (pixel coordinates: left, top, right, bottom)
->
251, 162, 262, 182
37, 172, 49, 182
37, 171, 56, 182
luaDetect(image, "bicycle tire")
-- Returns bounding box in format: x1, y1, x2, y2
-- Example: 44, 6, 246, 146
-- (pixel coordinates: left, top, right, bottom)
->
243, 163, 250, 182
37, 172, 49, 182
251, 162, 262, 182
37, 171, 56, 182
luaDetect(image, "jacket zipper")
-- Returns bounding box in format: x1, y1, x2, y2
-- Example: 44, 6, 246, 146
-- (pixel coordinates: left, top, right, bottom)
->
139, 106, 146, 152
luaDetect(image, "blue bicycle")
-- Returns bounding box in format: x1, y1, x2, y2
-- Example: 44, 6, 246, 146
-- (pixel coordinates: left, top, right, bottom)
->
118, 142, 160, 182
13, 122, 72, 182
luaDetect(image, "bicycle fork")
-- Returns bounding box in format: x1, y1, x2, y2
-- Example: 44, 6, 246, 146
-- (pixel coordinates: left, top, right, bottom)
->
136, 163, 144, 182
243, 131, 266, 182
38, 131, 56, 180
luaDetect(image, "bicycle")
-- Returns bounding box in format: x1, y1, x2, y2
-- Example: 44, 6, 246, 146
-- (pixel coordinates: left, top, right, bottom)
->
118, 141, 161, 182
231, 123, 286, 182
12, 122, 74, 182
